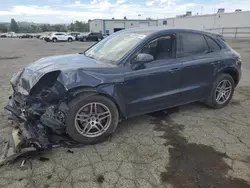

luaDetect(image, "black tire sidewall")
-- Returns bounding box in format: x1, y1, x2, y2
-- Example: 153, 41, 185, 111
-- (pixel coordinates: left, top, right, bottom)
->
68, 38, 72, 42
53, 38, 57, 42
66, 94, 119, 144
208, 74, 235, 108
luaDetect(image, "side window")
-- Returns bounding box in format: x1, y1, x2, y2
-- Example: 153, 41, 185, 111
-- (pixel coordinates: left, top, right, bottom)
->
179, 33, 208, 57
140, 35, 175, 61
205, 36, 221, 51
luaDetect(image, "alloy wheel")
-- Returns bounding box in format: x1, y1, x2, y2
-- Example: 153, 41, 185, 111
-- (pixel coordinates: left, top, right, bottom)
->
215, 80, 232, 104
74, 102, 112, 138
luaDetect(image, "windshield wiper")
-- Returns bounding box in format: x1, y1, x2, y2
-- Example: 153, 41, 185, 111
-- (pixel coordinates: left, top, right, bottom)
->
86, 55, 96, 60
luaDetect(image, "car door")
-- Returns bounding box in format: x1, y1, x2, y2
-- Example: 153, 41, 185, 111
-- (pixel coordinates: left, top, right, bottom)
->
177, 32, 219, 103
87, 33, 94, 41
61, 33, 67, 41
55, 33, 63, 41
120, 34, 182, 117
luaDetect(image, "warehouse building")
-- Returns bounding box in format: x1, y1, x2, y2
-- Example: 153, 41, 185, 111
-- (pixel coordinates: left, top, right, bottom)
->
89, 19, 158, 34
89, 10, 250, 38
158, 9, 250, 29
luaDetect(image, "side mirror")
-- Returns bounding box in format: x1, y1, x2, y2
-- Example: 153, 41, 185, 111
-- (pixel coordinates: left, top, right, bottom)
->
134, 53, 154, 64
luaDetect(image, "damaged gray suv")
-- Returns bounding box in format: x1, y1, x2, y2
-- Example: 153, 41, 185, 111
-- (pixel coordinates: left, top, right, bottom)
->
3, 27, 241, 163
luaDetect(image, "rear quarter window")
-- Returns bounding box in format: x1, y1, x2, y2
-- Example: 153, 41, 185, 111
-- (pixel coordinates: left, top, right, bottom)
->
205, 36, 221, 51
179, 32, 209, 57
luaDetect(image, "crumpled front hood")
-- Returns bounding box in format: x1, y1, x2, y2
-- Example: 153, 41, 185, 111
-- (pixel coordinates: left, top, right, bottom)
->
10, 54, 116, 95
27, 54, 113, 71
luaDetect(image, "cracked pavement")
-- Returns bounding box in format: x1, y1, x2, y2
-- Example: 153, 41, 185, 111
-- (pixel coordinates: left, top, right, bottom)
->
0, 38, 250, 188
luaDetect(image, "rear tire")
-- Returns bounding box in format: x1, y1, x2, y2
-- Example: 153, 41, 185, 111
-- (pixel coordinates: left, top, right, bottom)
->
83, 38, 87, 42
66, 93, 119, 144
205, 73, 235, 109
52, 38, 57, 42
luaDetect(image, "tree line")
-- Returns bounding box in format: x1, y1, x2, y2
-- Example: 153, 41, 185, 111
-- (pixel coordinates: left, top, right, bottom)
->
0, 19, 89, 33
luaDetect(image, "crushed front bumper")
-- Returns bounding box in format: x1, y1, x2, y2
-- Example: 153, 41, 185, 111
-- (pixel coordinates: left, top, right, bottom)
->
0, 95, 74, 165
0, 127, 37, 165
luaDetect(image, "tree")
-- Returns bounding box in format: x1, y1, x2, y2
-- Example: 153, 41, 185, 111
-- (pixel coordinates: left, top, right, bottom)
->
68, 21, 89, 32
68, 23, 75, 31
10, 19, 19, 33
41, 24, 51, 32
0, 24, 7, 33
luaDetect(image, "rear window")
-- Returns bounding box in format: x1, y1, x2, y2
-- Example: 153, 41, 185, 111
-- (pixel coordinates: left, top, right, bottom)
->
179, 33, 208, 57
205, 36, 221, 51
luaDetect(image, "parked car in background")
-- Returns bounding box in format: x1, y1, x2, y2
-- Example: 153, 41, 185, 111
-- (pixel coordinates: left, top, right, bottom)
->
19, 34, 33, 38
0, 34, 7, 38
45, 32, 75, 42
5, 27, 241, 149
35, 34, 41, 39
69, 32, 81, 40
40, 32, 52, 40
79, 32, 103, 42
7, 32, 17, 38
102, 33, 110, 38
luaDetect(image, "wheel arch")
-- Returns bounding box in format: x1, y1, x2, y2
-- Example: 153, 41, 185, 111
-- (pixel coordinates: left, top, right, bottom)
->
219, 67, 239, 86
68, 86, 125, 119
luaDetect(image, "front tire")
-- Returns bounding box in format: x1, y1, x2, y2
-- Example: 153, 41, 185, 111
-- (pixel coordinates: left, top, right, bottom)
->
52, 38, 57, 42
205, 73, 235, 108
68, 38, 73, 42
66, 93, 119, 144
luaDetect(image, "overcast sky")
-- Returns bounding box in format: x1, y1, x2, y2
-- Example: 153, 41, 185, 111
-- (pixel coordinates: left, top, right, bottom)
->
0, 0, 250, 24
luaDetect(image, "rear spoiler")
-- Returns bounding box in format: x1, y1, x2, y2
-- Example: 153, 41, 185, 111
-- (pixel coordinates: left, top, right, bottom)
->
217, 34, 225, 41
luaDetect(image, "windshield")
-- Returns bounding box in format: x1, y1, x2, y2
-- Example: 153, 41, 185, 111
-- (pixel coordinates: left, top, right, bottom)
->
85, 32, 146, 64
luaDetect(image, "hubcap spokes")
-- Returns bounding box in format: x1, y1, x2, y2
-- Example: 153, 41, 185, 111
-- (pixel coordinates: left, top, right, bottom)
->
215, 80, 232, 104
75, 103, 111, 137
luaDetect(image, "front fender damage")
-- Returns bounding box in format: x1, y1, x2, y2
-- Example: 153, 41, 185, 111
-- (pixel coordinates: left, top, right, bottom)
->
0, 69, 99, 165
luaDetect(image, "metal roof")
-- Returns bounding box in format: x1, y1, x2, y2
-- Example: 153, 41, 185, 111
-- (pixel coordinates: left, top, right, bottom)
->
90, 19, 157, 22
119, 26, 219, 37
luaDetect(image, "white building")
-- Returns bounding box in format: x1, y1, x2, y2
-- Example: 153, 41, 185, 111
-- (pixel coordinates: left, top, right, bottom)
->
89, 10, 250, 38
89, 19, 158, 34
158, 10, 250, 29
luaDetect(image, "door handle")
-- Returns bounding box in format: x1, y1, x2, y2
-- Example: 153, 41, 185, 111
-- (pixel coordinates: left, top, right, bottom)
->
211, 61, 220, 65
168, 68, 180, 73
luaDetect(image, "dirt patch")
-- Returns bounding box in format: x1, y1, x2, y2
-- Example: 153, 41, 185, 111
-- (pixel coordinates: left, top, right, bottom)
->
150, 109, 250, 188
0, 56, 21, 60
230, 100, 241, 106
237, 86, 250, 99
